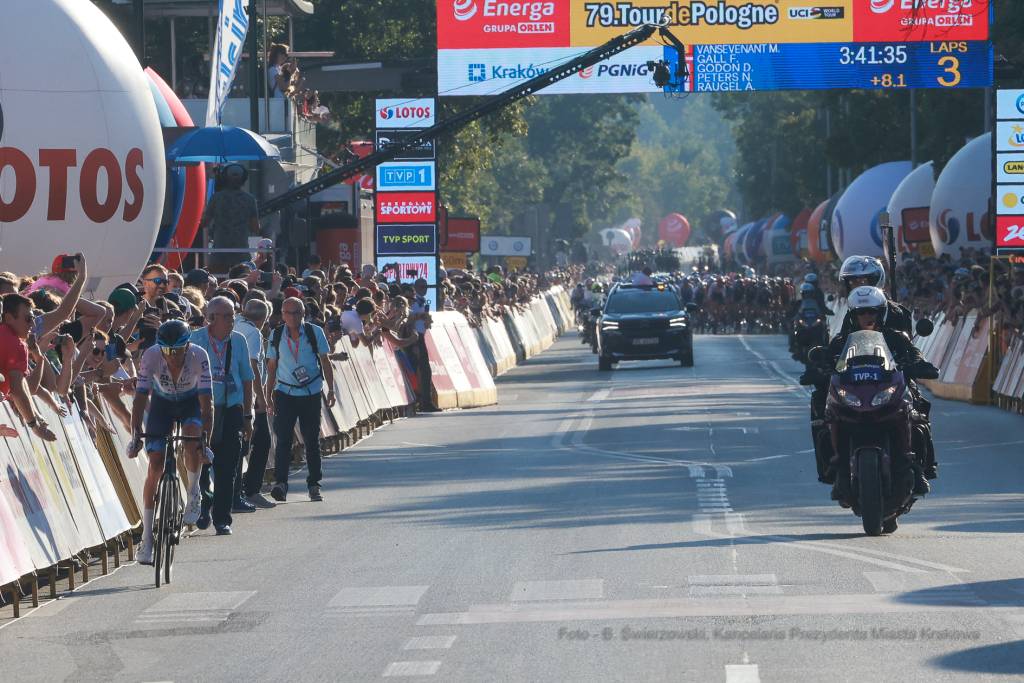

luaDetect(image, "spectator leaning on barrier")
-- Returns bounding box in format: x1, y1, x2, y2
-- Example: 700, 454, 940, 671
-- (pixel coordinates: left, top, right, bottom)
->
234, 298, 275, 508
141, 264, 169, 307
0, 293, 56, 441
190, 296, 255, 534
266, 297, 334, 503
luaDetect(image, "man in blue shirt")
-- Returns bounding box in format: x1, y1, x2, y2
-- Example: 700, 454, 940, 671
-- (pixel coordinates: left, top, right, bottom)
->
190, 297, 255, 535
234, 298, 275, 509
266, 297, 336, 502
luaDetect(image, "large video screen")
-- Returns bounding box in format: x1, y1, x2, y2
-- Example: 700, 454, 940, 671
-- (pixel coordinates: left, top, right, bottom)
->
438, 0, 991, 94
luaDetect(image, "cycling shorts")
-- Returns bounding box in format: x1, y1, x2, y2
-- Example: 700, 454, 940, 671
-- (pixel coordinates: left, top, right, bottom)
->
145, 393, 203, 453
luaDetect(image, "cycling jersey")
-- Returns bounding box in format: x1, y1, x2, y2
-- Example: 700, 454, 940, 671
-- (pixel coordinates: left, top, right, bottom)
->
136, 344, 212, 401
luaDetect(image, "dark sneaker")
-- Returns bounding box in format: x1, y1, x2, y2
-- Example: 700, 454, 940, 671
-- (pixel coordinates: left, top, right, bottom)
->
232, 496, 257, 513
246, 492, 277, 509
196, 507, 212, 530
271, 482, 288, 502
308, 485, 323, 502
215, 523, 232, 536
883, 517, 899, 534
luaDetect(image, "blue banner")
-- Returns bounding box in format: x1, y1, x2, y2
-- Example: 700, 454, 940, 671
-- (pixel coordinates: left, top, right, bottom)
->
206, 0, 250, 126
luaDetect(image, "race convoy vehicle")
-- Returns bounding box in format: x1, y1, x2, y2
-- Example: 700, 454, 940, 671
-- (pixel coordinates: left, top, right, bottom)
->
596, 283, 695, 371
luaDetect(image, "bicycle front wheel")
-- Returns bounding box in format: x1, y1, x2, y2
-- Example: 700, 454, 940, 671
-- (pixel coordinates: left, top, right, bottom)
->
160, 477, 180, 585
153, 476, 170, 588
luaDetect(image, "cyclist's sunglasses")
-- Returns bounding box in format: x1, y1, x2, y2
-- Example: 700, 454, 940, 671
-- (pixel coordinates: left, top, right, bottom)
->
160, 344, 188, 356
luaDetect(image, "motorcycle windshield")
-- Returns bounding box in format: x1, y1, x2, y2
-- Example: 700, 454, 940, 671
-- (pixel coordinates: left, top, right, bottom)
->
837, 331, 897, 371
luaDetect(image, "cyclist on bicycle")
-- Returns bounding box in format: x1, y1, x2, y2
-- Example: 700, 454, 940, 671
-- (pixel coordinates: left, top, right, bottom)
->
128, 320, 213, 565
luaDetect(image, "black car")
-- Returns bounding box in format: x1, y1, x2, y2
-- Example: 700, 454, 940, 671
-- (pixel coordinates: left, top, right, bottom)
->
595, 284, 695, 371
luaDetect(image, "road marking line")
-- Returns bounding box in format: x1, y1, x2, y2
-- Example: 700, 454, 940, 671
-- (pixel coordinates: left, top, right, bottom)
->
725, 513, 747, 535
692, 514, 712, 535
726, 664, 760, 683
716, 465, 733, 477
329, 586, 429, 608
587, 389, 611, 402
572, 413, 594, 447
794, 541, 969, 573
737, 335, 766, 360
745, 454, 791, 462
795, 448, 815, 453
511, 580, 604, 602
136, 591, 255, 624
551, 416, 576, 449
403, 636, 457, 650
737, 412, 751, 416
742, 428, 759, 434
382, 661, 441, 676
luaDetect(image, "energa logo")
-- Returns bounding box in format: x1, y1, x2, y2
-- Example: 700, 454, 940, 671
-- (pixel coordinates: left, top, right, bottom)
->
454, 0, 477, 20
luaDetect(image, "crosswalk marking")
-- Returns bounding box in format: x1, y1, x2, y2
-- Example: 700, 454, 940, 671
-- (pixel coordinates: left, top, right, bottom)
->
511, 580, 603, 602
382, 661, 441, 676
329, 586, 429, 616
403, 636, 457, 650
136, 591, 254, 625
725, 664, 760, 683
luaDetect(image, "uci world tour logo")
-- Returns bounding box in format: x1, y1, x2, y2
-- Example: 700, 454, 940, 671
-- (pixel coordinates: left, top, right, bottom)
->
454, 0, 477, 20
870, 0, 894, 12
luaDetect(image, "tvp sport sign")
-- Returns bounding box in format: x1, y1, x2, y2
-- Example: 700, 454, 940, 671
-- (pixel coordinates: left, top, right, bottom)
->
437, 0, 991, 94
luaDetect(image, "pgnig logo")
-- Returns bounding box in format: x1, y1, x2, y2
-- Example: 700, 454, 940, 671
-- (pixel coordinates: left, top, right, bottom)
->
468, 64, 486, 82
1017, 94, 1024, 116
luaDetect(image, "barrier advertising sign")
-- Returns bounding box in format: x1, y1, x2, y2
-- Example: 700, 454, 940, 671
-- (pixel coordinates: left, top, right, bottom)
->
438, 0, 992, 94
480, 235, 533, 256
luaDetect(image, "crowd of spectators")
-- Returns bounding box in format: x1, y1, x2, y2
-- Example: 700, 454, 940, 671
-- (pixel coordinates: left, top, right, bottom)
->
0, 248, 579, 532
268, 43, 330, 124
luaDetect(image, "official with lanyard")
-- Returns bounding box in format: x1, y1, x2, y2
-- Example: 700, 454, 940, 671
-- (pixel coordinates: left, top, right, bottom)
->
266, 297, 335, 502
190, 296, 254, 535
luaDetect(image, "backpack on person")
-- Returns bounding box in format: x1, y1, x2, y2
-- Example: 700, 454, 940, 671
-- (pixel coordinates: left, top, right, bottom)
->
271, 323, 323, 387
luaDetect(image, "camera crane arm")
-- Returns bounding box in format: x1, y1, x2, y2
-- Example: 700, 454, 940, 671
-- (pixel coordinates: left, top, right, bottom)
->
258, 22, 660, 217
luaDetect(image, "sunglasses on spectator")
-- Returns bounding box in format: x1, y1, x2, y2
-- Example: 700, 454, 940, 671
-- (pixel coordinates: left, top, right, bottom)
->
282, 309, 304, 317
145, 278, 168, 285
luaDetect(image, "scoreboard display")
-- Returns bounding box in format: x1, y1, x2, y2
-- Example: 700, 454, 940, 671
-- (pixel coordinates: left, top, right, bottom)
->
670, 40, 991, 92
437, 0, 992, 94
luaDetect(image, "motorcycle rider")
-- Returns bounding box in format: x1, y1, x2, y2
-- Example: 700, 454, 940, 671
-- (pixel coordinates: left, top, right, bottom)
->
805, 286, 938, 497
836, 256, 912, 336
790, 283, 827, 356
802, 273, 833, 317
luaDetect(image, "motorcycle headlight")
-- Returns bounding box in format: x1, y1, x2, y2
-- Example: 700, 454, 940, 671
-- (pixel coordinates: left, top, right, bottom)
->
871, 385, 898, 406
836, 387, 861, 407
601, 321, 618, 330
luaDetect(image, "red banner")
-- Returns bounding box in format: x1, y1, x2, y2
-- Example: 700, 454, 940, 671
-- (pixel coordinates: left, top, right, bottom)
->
376, 192, 436, 223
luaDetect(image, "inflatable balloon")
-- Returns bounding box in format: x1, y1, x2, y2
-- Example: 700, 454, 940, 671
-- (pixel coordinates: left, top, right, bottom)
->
705, 209, 738, 238
759, 213, 782, 258
0, 0, 165, 297
886, 161, 935, 260
609, 228, 633, 257
144, 68, 206, 271
831, 162, 912, 262
731, 222, 754, 263
621, 218, 642, 248
930, 134, 991, 258
766, 214, 796, 263
820, 189, 845, 259
789, 208, 811, 258
806, 199, 830, 263
743, 217, 769, 262
658, 213, 690, 248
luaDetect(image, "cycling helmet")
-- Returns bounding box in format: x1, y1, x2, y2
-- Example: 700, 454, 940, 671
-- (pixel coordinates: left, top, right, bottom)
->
804, 273, 818, 284
157, 319, 191, 349
838, 256, 885, 291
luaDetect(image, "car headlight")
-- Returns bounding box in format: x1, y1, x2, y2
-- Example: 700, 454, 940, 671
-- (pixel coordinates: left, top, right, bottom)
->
871, 385, 898, 406
601, 321, 618, 330
836, 387, 861, 407
669, 318, 688, 327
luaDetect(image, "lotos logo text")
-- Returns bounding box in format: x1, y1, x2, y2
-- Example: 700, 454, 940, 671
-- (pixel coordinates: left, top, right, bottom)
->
376, 192, 437, 223
454, 0, 478, 20
375, 99, 435, 129
1010, 125, 1024, 148
0, 146, 146, 223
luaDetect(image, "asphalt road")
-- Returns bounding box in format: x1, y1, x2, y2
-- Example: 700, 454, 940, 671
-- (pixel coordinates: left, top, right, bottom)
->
3, 333, 1024, 682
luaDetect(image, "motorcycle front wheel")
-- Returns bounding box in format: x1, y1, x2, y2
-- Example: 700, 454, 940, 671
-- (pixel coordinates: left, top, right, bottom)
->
858, 448, 884, 536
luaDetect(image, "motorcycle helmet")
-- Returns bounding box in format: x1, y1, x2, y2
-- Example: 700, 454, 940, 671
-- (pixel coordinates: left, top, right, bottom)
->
800, 282, 815, 299
848, 286, 887, 329
156, 319, 191, 352
804, 273, 818, 284
839, 256, 886, 293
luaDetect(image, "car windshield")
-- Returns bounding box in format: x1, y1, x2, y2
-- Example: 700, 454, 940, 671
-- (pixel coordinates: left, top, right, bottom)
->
838, 330, 896, 371
604, 290, 680, 314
